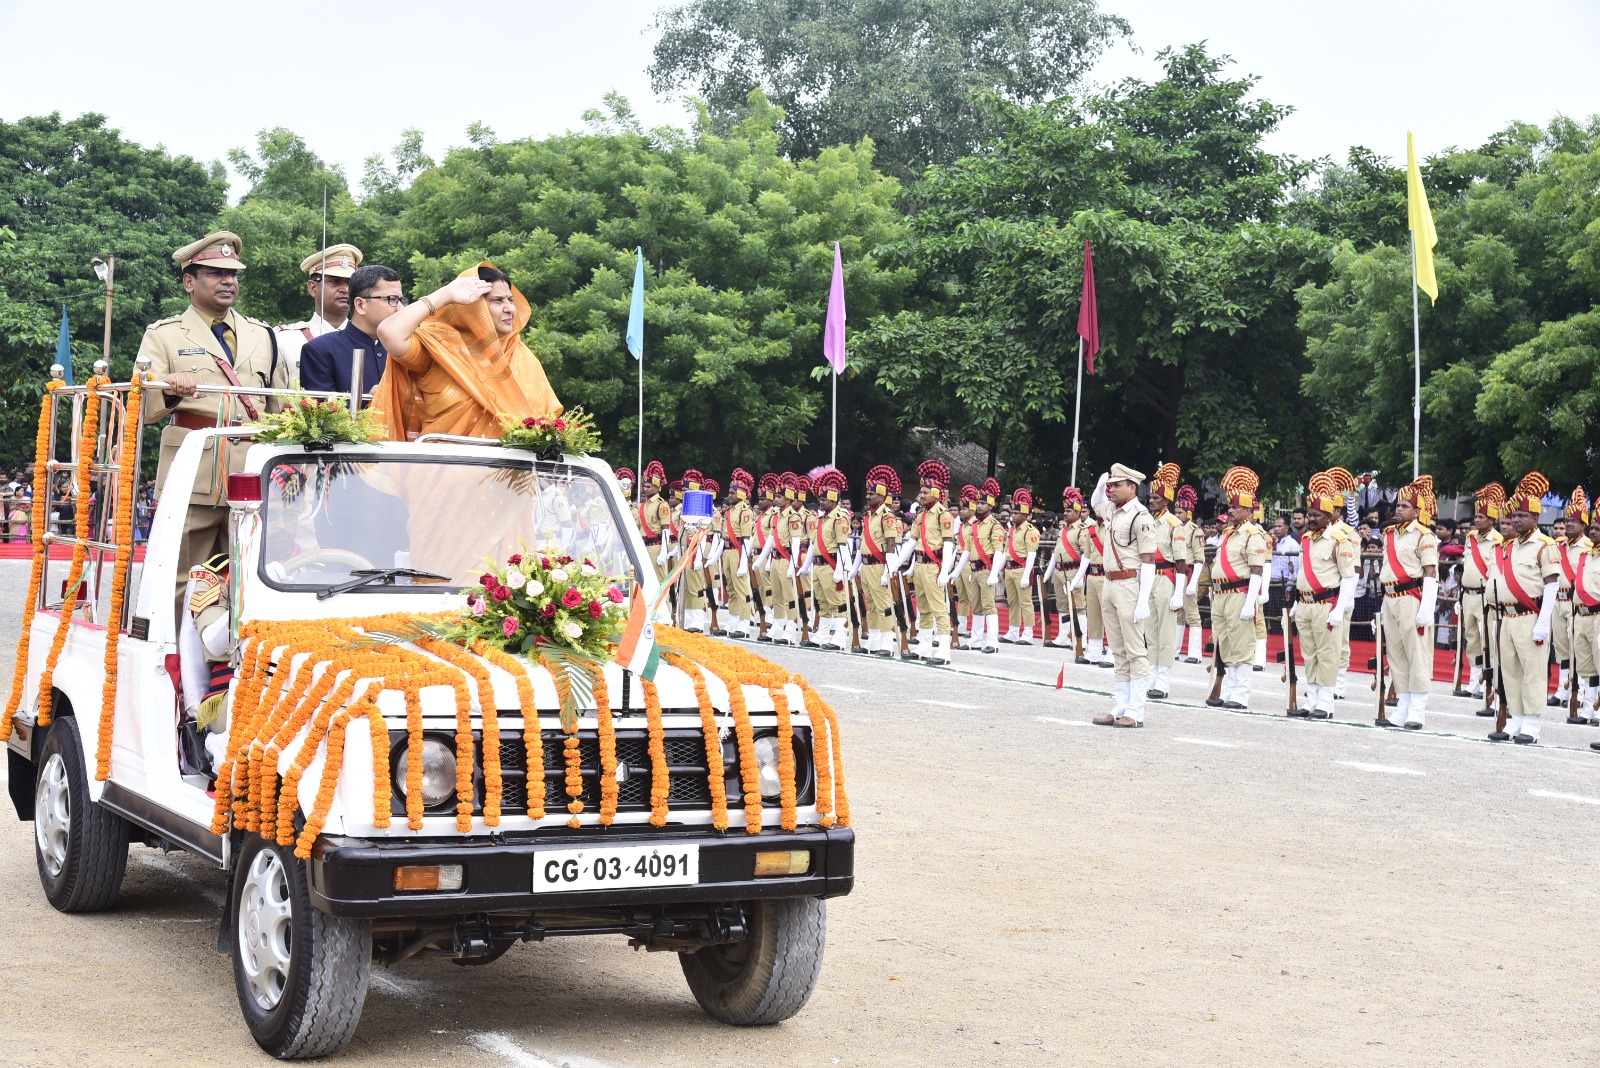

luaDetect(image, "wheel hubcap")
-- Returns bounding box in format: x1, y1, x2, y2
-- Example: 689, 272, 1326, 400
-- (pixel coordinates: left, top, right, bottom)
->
35, 753, 70, 879
238, 849, 294, 1011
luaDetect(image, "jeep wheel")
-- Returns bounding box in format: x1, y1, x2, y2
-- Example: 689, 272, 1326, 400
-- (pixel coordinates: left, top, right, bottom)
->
680, 897, 826, 1025
35, 715, 129, 912
231, 834, 371, 1059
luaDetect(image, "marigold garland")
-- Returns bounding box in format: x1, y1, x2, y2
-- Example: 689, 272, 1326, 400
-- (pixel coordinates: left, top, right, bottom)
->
37, 374, 109, 727
664, 653, 730, 832
476, 642, 545, 819
295, 706, 353, 858
275, 672, 357, 846
594, 668, 618, 826
0, 382, 61, 743
419, 637, 501, 827
642, 677, 669, 827
769, 685, 798, 832
95, 373, 140, 779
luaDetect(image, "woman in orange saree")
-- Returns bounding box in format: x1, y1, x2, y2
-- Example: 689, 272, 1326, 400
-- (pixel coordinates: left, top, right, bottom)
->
371, 262, 561, 440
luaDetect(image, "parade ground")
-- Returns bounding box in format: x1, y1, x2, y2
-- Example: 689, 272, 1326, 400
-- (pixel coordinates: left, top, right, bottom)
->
1, 561, 1595, 1067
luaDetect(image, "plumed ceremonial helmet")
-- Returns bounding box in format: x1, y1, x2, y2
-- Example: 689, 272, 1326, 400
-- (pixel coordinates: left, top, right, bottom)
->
702, 477, 719, 498
643, 460, 666, 487
615, 466, 635, 485
816, 470, 848, 502
1061, 486, 1084, 509
1175, 485, 1198, 511
729, 468, 754, 497
917, 460, 950, 494
669, 479, 684, 496
681, 469, 704, 491
1474, 482, 1506, 519
1011, 487, 1033, 513
1151, 463, 1181, 502
1508, 472, 1548, 515
1306, 471, 1345, 516
1566, 486, 1589, 525
758, 472, 780, 498
1397, 474, 1437, 525
981, 477, 1002, 506
866, 464, 900, 497
1220, 466, 1260, 510
959, 484, 980, 505
794, 474, 812, 501
779, 472, 798, 500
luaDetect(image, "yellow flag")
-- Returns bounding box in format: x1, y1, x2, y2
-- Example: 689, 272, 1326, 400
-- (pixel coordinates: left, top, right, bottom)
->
1407, 131, 1438, 304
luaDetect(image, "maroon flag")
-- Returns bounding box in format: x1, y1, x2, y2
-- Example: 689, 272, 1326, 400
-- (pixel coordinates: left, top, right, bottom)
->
1078, 240, 1099, 375
1055, 663, 1066, 690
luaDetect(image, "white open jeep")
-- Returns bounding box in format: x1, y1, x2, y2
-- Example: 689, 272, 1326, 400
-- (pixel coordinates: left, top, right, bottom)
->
4, 367, 853, 1058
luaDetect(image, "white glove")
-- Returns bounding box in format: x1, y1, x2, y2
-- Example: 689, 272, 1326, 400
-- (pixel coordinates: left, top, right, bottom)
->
939, 542, 956, 584
736, 548, 749, 578
1070, 557, 1087, 592
987, 568, 1001, 587
1328, 574, 1356, 629
1532, 579, 1557, 644
952, 550, 970, 577
655, 545, 669, 567
879, 568, 891, 587
1167, 583, 1184, 612
1020, 550, 1036, 588
1042, 558, 1057, 584
1133, 562, 1155, 623
1090, 472, 1110, 516
1416, 575, 1438, 632
1239, 573, 1260, 621
1185, 566, 1201, 596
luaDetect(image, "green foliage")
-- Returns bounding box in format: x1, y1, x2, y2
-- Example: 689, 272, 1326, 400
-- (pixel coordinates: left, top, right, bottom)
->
1299, 116, 1600, 491
250, 395, 381, 447
649, 0, 1129, 179
858, 45, 1331, 492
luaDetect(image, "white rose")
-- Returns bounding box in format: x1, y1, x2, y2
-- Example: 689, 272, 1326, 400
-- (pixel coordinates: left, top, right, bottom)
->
564, 621, 584, 639
502, 569, 526, 590
581, 562, 598, 576
551, 568, 569, 583
525, 579, 545, 597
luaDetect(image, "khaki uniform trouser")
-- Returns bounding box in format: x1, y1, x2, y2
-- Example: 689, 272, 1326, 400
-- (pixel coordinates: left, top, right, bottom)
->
720, 549, 753, 622
956, 568, 978, 625
1255, 611, 1267, 640
1052, 570, 1074, 629
914, 563, 950, 635
1100, 575, 1148, 681
1297, 600, 1338, 687
1497, 612, 1546, 716
1574, 610, 1599, 679
1212, 591, 1255, 665
1554, 598, 1574, 663
647, 547, 669, 588
176, 504, 229, 624
1144, 573, 1178, 666
970, 566, 998, 615
1181, 588, 1201, 627
771, 562, 798, 622
685, 559, 709, 610
1461, 587, 1487, 663
860, 564, 895, 635
1003, 568, 1035, 632
1383, 595, 1432, 694
814, 563, 846, 619
1083, 574, 1104, 641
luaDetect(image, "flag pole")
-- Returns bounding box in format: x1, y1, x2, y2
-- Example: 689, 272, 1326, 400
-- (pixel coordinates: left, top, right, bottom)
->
1410, 231, 1421, 480
637, 354, 644, 487
1070, 336, 1084, 487
831, 373, 837, 469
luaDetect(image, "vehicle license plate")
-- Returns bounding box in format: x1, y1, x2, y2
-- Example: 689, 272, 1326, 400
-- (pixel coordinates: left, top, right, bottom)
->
533, 844, 700, 893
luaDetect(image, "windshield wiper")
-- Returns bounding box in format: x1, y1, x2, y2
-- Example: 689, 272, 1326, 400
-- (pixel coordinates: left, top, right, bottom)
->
316, 567, 451, 601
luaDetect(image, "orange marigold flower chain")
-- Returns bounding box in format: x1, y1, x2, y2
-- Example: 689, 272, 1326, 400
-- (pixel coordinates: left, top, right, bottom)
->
96, 373, 141, 779
1, 383, 62, 743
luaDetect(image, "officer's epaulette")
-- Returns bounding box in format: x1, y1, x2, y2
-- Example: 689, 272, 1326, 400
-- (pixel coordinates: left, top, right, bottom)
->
240, 312, 272, 329
146, 315, 183, 330
1161, 512, 1180, 527
1329, 527, 1349, 543
276, 319, 311, 331
1536, 532, 1556, 545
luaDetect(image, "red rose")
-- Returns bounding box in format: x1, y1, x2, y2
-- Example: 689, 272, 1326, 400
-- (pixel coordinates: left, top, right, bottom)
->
561, 587, 583, 609
560, 555, 573, 565
492, 586, 511, 602
588, 600, 603, 619
535, 416, 548, 429
299, 398, 314, 409
507, 554, 523, 565
606, 585, 624, 603
522, 417, 536, 428
533, 636, 550, 647
502, 616, 520, 638
540, 556, 552, 569
480, 572, 496, 588
554, 418, 566, 431
541, 603, 558, 618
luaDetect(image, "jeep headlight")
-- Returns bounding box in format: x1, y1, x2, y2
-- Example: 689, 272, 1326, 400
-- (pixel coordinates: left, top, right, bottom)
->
396, 738, 458, 808
754, 734, 782, 799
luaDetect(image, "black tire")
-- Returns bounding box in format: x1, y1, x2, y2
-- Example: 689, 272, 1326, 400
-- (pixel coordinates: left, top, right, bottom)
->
680, 897, 827, 1025
231, 834, 372, 1059
34, 714, 129, 912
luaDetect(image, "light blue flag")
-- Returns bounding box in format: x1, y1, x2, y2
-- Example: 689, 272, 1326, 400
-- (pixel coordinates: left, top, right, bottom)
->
625, 247, 645, 360
55, 305, 73, 385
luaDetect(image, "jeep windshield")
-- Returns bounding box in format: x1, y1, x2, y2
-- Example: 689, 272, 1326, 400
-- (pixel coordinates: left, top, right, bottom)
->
256, 455, 636, 592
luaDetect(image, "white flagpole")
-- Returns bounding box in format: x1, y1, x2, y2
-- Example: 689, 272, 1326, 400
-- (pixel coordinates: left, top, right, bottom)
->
1070, 336, 1084, 487
637, 355, 644, 486
1410, 232, 1422, 479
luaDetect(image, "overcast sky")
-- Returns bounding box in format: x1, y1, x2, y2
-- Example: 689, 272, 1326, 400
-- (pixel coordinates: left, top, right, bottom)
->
2, 0, 1597, 202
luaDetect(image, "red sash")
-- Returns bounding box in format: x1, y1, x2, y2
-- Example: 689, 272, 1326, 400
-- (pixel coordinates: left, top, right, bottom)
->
862, 511, 884, 562
1383, 528, 1420, 598
754, 512, 768, 551
1087, 523, 1105, 561
971, 518, 994, 567
1578, 551, 1600, 608
1298, 534, 1330, 595
638, 502, 658, 539
1216, 530, 1242, 584
773, 511, 793, 561
1005, 526, 1029, 566
1059, 526, 1081, 563
918, 510, 942, 558
724, 507, 739, 543
1559, 542, 1578, 584
815, 511, 841, 568
1497, 540, 1539, 610
1468, 535, 1490, 582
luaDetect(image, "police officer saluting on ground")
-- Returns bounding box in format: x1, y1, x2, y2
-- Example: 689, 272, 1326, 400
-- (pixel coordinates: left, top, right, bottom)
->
138, 231, 288, 620
1090, 463, 1158, 728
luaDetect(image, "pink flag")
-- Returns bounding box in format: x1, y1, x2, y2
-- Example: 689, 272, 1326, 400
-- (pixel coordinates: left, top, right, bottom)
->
823, 242, 847, 374
1078, 240, 1099, 376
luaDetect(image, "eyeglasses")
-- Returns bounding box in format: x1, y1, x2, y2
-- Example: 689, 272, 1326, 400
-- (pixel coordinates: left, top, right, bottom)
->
356, 294, 407, 307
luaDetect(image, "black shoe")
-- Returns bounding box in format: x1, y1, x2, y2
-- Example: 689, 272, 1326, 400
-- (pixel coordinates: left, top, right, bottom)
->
686, 627, 704, 634
1488, 730, 1510, 742
1567, 716, 1586, 725
1403, 722, 1422, 730
1385, 697, 1398, 707
998, 636, 1016, 644
1183, 657, 1201, 664
710, 628, 727, 637
1223, 701, 1245, 709
1014, 638, 1034, 646
981, 646, 998, 654
1548, 695, 1563, 707
1096, 661, 1114, 669
757, 634, 774, 642
1452, 689, 1472, 697
1287, 708, 1311, 718
1206, 698, 1225, 707
1513, 733, 1537, 745
800, 640, 820, 648
1307, 710, 1332, 720
1147, 690, 1168, 700
872, 650, 892, 658
1376, 718, 1395, 728
1075, 657, 1091, 665
1252, 665, 1264, 672
1333, 694, 1345, 700
1590, 740, 1600, 751
901, 652, 921, 661
851, 647, 871, 655
1475, 708, 1494, 717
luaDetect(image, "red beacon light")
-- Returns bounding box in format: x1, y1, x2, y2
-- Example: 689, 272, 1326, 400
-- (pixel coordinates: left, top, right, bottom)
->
227, 473, 263, 504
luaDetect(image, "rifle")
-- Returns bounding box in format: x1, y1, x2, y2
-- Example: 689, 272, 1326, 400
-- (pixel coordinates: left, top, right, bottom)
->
1281, 604, 1300, 714
1372, 610, 1392, 726
1452, 583, 1470, 696
1491, 609, 1510, 734
1206, 594, 1225, 706
891, 571, 913, 656
703, 551, 720, 635
1034, 571, 1048, 641
1069, 586, 1085, 661
749, 557, 769, 640
847, 572, 864, 653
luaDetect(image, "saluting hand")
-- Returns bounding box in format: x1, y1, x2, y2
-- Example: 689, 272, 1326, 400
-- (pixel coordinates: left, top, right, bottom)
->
441, 276, 493, 306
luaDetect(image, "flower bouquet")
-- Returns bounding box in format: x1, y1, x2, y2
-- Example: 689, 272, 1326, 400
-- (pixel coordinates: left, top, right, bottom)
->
497, 407, 601, 461
447, 548, 627, 659
252, 395, 381, 450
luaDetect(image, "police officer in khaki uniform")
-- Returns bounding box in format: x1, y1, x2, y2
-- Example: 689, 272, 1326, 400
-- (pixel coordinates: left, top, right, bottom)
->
893, 461, 956, 663
717, 469, 757, 638
1090, 463, 1159, 727
636, 461, 673, 590
1068, 492, 1112, 666
752, 473, 781, 638
1492, 473, 1561, 744
952, 486, 980, 643
1552, 489, 1592, 708
274, 244, 362, 386
806, 470, 853, 650
139, 231, 288, 622
1143, 464, 1189, 697
1576, 509, 1600, 734
861, 466, 902, 657
1175, 485, 1206, 663
1210, 467, 1271, 709
765, 473, 803, 645
1044, 487, 1086, 650
1292, 472, 1359, 720
1460, 483, 1506, 698
1379, 475, 1441, 729
1001, 488, 1041, 645
969, 478, 1006, 653
1322, 468, 1361, 698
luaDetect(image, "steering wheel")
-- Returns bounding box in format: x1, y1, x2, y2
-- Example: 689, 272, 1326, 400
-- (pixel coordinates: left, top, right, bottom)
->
279, 548, 374, 577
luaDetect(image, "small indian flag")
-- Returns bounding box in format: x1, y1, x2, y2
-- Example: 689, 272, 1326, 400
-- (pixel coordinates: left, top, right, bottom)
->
617, 585, 660, 681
